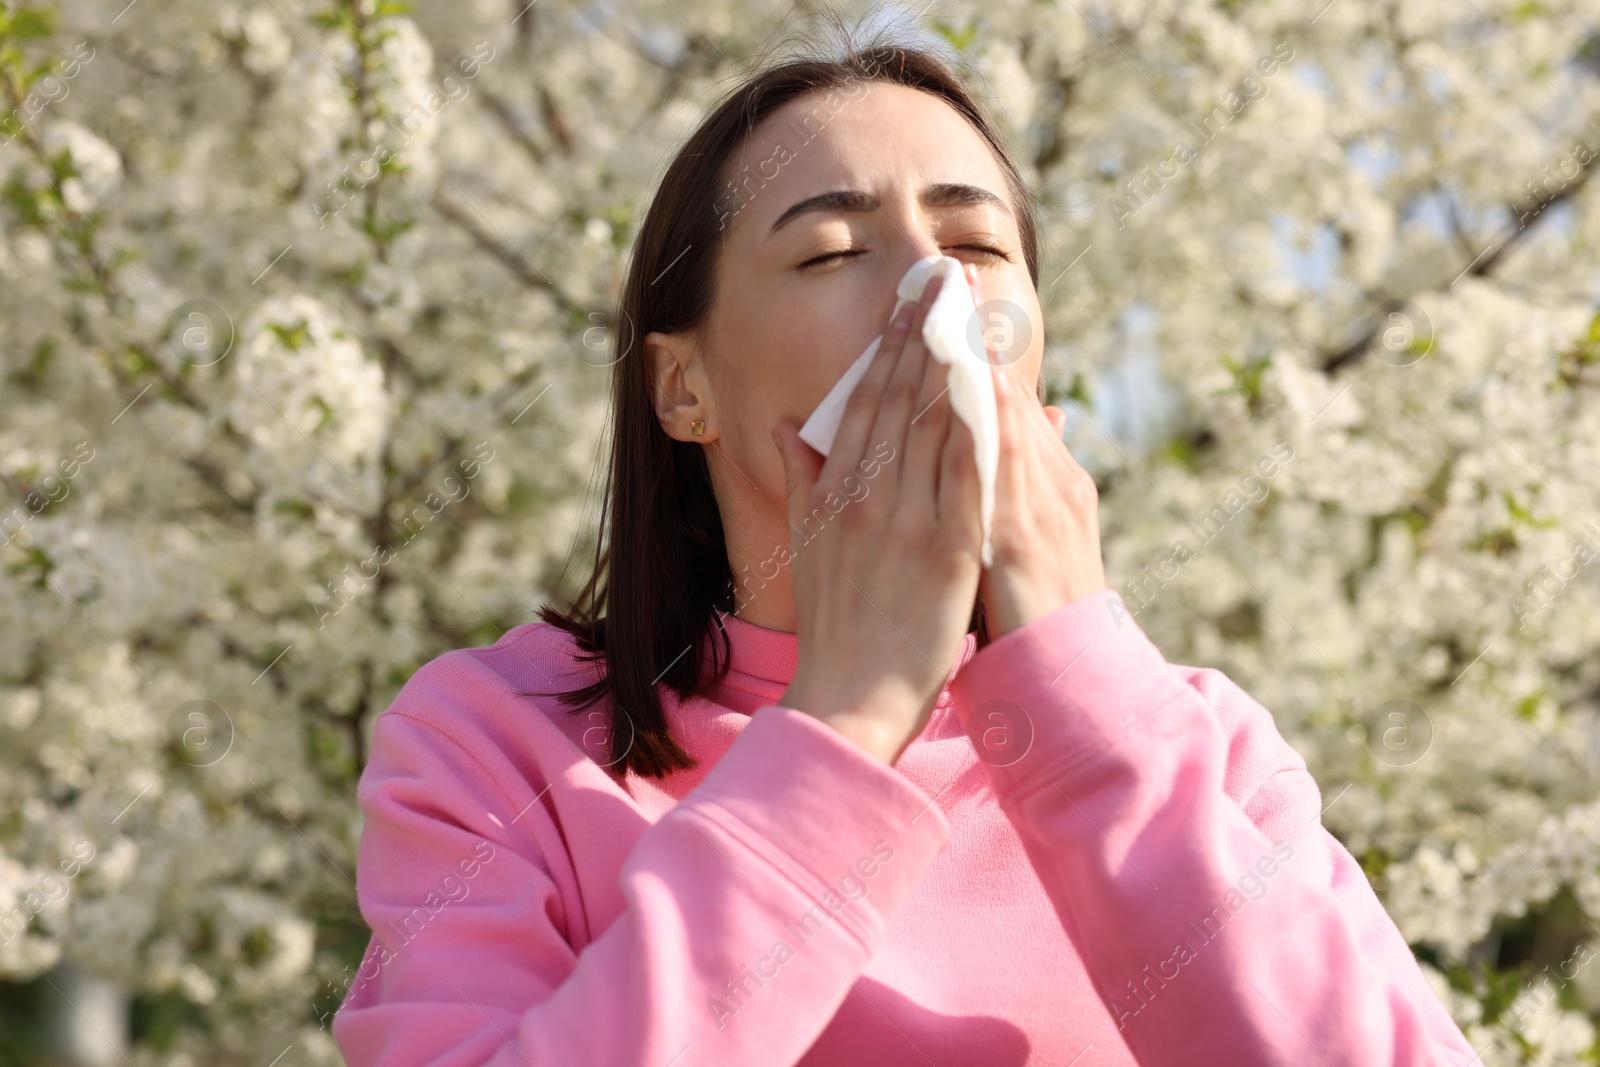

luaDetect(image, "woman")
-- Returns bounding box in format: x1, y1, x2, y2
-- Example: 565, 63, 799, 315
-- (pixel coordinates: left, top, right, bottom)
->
332, 36, 1477, 1067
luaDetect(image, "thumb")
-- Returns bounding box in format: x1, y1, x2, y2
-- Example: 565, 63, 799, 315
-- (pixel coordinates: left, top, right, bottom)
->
1043, 405, 1067, 437
771, 421, 822, 522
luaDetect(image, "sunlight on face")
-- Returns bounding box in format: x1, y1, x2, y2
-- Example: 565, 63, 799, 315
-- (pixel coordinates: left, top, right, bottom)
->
657, 81, 1043, 512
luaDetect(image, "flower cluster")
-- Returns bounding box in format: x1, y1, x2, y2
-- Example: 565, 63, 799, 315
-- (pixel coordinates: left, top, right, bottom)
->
0, 0, 1596, 1063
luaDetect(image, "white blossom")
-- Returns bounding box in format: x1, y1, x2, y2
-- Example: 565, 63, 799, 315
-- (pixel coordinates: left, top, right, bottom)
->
0, 1, 1596, 1061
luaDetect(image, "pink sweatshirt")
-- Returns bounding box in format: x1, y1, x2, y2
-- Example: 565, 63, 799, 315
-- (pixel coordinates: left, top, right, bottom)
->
331, 588, 1478, 1066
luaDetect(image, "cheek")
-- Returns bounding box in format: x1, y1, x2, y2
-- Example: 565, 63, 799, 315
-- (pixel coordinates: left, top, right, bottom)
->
1002, 301, 1046, 391
711, 317, 866, 506
1021, 334, 1045, 395
721, 298, 868, 427
975, 274, 1043, 374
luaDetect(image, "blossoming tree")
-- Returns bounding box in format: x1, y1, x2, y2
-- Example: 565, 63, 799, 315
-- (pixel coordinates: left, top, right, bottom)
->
0, 0, 1596, 1062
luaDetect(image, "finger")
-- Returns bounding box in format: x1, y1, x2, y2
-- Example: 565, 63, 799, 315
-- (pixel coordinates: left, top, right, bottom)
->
1000, 371, 1094, 499
991, 357, 1028, 445
825, 293, 917, 488
1044, 404, 1067, 437
994, 359, 1054, 444
935, 383, 981, 553
964, 263, 992, 366
901, 293, 956, 521
865, 269, 946, 490
772, 420, 823, 536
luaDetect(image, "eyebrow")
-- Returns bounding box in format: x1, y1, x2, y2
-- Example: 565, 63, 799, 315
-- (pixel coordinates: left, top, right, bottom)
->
765, 183, 1012, 240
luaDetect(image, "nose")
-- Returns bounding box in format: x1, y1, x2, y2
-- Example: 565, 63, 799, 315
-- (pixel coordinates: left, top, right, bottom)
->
880, 224, 946, 321
898, 217, 945, 274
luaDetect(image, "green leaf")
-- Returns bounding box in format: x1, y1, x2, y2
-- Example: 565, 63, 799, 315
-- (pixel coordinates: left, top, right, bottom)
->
2, 175, 46, 226
311, 10, 355, 33
1516, 691, 1544, 720
241, 927, 275, 967
11, 544, 55, 581
129, 987, 204, 1053
1160, 434, 1200, 471
1221, 353, 1272, 405
8, 8, 57, 42
1358, 847, 1391, 883
932, 19, 979, 52
1064, 371, 1090, 405
306, 394, 335, 432
12, 336, 55, 389
360, 214, 415, 243
1044, 371, 1090, 410
1503, 490, 1556, 529
268, 321, 311, 350
120, 345, 156, 375
1396, 504, 1432, 536
47, 146, 79, 184
23, 58, 58, 88
1466, 526, 1517, 556
1476, 959, 1537, 1025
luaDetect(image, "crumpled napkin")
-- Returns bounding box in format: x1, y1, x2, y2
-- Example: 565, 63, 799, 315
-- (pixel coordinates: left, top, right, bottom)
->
797, 254, 998, 568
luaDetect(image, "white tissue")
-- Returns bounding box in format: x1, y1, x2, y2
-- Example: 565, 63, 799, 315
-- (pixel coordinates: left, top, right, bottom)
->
796, 255, 998, 568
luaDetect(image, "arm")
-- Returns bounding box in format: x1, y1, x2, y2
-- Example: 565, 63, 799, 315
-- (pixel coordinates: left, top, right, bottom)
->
946, 588, 1478, 1066
332, 672, 950, 1067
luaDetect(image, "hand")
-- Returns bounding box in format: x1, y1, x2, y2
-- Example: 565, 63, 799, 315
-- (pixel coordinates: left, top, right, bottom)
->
964, 263, 1107, 640
771, 269, 984, 766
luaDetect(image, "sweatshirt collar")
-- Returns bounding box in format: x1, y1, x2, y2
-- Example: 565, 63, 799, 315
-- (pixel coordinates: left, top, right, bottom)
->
704, 609, 979, 702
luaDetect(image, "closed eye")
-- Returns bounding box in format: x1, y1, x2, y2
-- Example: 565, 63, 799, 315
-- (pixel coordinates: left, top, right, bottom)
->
799, 243, 1011, 270
956, 243, 1012, 261
798, 248, 865, 270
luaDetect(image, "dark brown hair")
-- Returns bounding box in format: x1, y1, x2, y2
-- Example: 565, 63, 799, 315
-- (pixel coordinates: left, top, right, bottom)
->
532, 27, 1042, 780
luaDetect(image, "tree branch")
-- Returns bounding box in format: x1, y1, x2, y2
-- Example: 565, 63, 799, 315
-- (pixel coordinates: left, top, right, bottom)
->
1319, 153, 1597, 374
430, 185, 582, 315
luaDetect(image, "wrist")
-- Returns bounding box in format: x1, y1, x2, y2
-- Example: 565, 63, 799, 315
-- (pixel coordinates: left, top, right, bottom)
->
807, 712, 902, 766
984, 573, 1106, 639
779, 673, 913, 766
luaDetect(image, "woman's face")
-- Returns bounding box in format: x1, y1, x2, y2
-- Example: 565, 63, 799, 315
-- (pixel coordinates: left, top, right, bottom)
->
647, 80, 1043, 520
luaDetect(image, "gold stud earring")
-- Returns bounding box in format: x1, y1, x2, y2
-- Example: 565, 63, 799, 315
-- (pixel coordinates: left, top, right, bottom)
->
690, 420, 704, 436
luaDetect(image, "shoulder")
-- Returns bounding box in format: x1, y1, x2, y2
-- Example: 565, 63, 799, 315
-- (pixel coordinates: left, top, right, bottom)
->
392, 618, 597, 710
373, 619, 608, 775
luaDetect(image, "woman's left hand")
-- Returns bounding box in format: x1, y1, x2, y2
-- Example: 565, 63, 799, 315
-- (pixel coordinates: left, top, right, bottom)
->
964, 263, 1108, 640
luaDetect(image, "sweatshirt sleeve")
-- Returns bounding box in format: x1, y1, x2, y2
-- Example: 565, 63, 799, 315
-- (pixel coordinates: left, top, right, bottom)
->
945, 588, 1479, 1066
332, 694, 951, 1067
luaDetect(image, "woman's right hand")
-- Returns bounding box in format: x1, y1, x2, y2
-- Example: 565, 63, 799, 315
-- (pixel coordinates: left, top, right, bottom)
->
770, 270, 984, 767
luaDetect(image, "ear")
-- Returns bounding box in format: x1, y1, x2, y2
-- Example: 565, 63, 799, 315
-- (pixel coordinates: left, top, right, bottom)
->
645, 328, 716, 442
